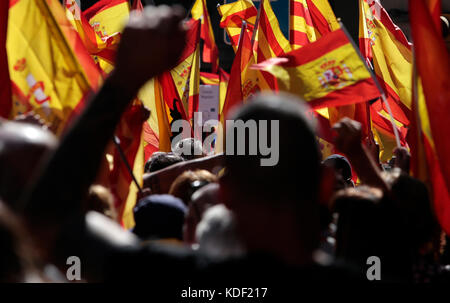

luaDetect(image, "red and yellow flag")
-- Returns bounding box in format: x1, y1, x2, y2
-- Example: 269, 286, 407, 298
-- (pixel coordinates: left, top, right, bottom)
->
409, 0, 450, 233
0, 0, 11, 118
83, 0, 130, 74
65, 0, 122, 72
140, 20, 201, 159
359, 0, 412, 126
217, 0, 257, 52
192, 0, 219, 72
166, 19, 201, 122
5, 0, 101, 134
255, 0, 292, 91
290, 0, 317, 48
289, 0, 339, 49
254, 29, 380, 109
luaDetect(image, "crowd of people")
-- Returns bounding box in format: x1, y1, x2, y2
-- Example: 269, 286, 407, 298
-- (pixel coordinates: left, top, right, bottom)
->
0, 5, 450, 289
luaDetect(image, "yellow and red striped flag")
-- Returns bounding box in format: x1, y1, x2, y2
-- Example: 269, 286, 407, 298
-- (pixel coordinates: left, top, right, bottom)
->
83, 0, 130, 74
5, 0, 101, 134
222, 23, 254, 120
192, 0, 219, 72
254, 28, 380, 109
409, 0, 450, 233
217, 0, 257, 52
166, 19, 201, 122
359, 0, 412, 127
289, 0, 317, 48
65, 0, 116, 62
0, 0, 11, 118
255, 0, 292, 91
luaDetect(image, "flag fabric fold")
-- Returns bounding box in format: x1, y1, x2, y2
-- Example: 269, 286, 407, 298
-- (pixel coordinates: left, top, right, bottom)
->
254, 29, 380, 109
409, 0, 450, 233
192, 0, 219, 72
6, 0, 101, 134
217, 0, 257, 52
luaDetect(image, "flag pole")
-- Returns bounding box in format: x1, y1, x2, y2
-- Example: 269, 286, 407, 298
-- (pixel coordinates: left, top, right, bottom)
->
112, 135, 143, 194
250, 0, 263, 48
339, 20, 401, 148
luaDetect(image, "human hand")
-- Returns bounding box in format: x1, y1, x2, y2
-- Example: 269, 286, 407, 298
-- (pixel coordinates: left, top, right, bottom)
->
393, 146, 410, 173
332, 118, 363, 157
364, 135, 380, 166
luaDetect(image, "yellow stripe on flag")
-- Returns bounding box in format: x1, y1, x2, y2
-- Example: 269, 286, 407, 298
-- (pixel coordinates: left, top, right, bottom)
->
7, 0, 96, 134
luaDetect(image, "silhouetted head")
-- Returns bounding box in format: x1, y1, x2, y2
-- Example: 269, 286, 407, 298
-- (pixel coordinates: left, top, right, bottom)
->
0, 119, 57, 210
332, 185, 416, 281
169, 170, 217, 206
220, 92, 321, 264
83, 185, 118, 222
144, 151, 184, 173
323, 154, 354, 190
183, 183, 220, 244
132, 194, 187, 241
172, 138, 206, 160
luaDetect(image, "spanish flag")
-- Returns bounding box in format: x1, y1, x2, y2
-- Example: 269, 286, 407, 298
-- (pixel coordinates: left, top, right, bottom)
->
167, 19, 201, 122
222, 23, 253, 120
359, 0, 411, 126
191, 0, 219, 72
410, 0, 450, 233
65, 0, 120, 71
6, 0, 101, 134
0, 0, 11, 118
254, 28, 380, 109
140, 20, 201, 161
217, 0, 257, 52
84, 0, 130, 74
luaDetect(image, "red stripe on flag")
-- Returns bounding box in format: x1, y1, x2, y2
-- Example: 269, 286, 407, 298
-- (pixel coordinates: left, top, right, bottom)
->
178, 19, 201, 64
307, 78, 381, 109
84, 0, 128, 20
424, 135, 450, 234
258, 4, 286, 60
290, 30, 309, 46
282, 29, 349, 67
290, 1, 314, 27
410, 0, 450, 192
220, 6, 258, 28
378, 5, 411, 50
305, 0, 331, 35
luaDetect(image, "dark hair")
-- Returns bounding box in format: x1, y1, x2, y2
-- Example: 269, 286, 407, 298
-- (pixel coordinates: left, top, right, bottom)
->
144, 152, 184, 173
386, 171, 438, 249
0, 201, 36, 282
333, 186, 417, 281
132, 195, 187, 240
224, 92, 321, 204
223, 93, 322, 254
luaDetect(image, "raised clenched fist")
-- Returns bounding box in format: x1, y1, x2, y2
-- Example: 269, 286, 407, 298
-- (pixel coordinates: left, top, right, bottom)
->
109, 5, 187, 96
332, 117, 363, 157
